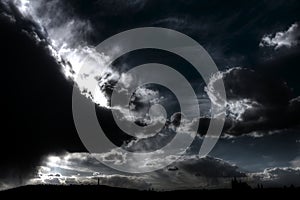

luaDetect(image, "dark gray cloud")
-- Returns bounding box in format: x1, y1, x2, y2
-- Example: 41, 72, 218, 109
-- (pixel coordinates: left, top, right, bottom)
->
201, 67, 300, 136
0, 0, 88, 185
0, 0, 47, 42
145, 156, 246, 190
165, 156, 245, 178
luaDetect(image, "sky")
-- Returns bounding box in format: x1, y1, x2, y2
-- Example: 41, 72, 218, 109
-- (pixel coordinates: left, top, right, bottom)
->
0, 0, 300, 191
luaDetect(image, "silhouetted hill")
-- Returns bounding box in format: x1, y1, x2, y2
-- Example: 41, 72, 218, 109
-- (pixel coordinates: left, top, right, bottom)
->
3, 185, 142, 193
1, 185, 300, 197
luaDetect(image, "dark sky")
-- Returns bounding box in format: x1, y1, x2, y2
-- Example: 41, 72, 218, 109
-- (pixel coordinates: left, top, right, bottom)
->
0, 0, 300, 190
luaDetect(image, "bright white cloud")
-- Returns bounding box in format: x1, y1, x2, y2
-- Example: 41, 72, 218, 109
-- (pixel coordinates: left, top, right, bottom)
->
260, 22, 300, 50
226, 99, 260, 121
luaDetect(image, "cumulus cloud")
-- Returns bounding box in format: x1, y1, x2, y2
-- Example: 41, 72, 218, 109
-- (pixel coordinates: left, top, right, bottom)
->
260, 22, 300, 50
165, 67, 300, 137
95, 149, 128, 165
112, 86, 164, 124
202, 67, 300, 136
250, 167, 300, 187
106, 66, 300, 143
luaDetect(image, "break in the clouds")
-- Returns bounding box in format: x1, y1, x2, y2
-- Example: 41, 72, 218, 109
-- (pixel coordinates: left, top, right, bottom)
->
260, 22, 300, 50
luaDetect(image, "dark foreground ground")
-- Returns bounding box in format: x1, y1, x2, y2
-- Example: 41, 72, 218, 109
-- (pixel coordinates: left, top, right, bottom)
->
1, 185, 300, 197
